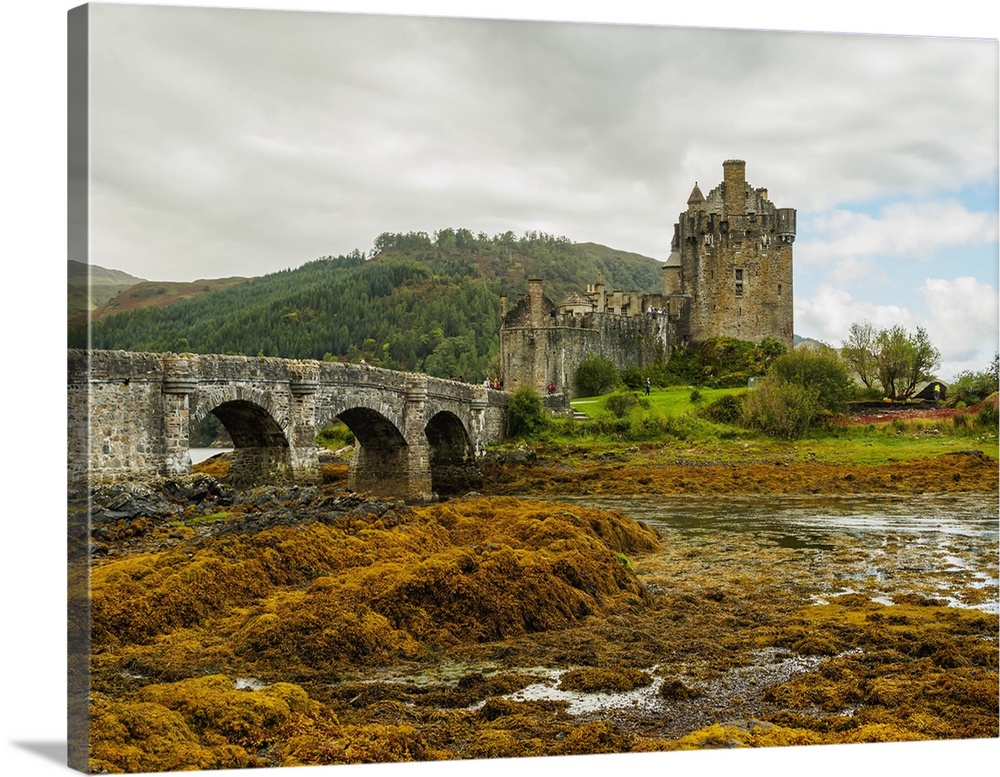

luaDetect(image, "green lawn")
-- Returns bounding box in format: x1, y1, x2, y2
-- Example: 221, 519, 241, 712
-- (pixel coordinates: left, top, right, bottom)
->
571, 385, 744, 418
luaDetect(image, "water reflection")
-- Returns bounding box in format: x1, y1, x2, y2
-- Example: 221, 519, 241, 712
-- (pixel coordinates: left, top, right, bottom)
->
559, 493, 999, 614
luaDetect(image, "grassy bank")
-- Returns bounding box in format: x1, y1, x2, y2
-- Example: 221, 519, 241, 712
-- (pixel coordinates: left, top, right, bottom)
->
553, 386, 1000, 466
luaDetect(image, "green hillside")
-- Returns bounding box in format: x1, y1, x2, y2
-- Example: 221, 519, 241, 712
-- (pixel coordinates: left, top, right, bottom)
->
68, 229, 665, 380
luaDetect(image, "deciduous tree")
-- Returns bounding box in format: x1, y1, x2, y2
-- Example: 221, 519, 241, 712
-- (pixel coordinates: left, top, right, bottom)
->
841, 322, 940, 399
841, 321, 878, 390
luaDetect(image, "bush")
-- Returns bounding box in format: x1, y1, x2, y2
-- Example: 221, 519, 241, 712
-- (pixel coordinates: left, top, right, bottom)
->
504, 387, 548, 439
700, 393, 744, 424
604, 390, 646, 419
687, 337, 788, 387
740, 377, 821, 439
619, 368, 645, 391
976, 400, 999, 430
316, 421, 355, 449
769, 347, 856, 412
575, 356, 620, 397
950, 357, 999, 406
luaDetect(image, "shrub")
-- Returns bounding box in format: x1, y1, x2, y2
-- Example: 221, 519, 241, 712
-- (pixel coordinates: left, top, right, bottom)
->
740, 377, 821, 439
976, 399, 999, 430
946, 354, 997, 406
575, 356, 620, 397
505, 387, 548, 439
700, 392, 744, 424
316, 421, 355, 449
769, 347, 856, 412
604, 390, 645, 419
688, 337, 787, 387
619, 367, 645, 391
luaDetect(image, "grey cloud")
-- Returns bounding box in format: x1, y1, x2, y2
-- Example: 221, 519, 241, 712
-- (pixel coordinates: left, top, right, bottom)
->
84, 5, 997, 281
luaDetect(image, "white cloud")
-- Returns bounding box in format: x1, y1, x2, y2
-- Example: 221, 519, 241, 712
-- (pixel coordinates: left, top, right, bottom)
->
796, 278, 998, 380
920, 277, 999, 375
795, 286, 917, 345
800, 201, 998, 283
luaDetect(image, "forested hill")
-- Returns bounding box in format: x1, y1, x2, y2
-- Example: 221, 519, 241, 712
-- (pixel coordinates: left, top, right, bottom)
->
69, 229, 665, 381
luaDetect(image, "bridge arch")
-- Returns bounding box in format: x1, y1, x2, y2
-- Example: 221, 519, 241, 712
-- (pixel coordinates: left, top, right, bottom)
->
318, 402, 420, 498
425, 410, 473, 463
424, 410, 478, 497
192, 387, 293, 487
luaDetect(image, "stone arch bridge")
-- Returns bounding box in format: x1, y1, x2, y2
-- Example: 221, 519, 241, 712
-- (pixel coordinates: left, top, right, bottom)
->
68, 350, 509, 500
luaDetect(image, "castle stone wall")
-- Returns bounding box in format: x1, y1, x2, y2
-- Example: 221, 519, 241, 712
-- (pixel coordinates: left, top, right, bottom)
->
501, 313, 676, 397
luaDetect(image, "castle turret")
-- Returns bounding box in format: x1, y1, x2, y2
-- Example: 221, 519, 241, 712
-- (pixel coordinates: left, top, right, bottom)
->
687, 182, 705, 209
776, 207, 797, 243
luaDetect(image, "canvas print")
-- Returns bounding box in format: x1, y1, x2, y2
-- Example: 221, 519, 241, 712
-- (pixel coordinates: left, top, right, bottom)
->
67, 2, 999, 774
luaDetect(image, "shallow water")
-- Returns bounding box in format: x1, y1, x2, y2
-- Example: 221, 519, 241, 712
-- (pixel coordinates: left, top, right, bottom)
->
561, 493, 1000, 613
190, 447, 233, 464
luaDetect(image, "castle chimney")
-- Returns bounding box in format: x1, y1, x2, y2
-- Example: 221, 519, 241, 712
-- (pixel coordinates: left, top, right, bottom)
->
723, 159, 746, 216
499, 293, 507, 318
595, 273, 606, 312
528, 278, 544, 327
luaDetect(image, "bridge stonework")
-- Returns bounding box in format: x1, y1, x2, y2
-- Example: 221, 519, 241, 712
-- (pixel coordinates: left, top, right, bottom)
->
68, 350, 508, 501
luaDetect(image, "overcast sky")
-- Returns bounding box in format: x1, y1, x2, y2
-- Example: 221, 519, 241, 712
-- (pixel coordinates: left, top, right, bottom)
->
3, 5, 999, 777
74, 2, 998, 383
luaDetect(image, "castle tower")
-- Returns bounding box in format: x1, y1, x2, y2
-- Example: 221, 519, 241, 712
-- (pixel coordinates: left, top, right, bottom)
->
672, 160, 794, 346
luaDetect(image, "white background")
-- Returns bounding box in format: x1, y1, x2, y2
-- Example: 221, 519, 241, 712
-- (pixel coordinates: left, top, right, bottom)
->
2, 2, 998, 777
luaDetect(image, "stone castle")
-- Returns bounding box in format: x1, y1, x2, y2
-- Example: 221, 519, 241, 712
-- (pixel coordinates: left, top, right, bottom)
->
499, 160, 795, 397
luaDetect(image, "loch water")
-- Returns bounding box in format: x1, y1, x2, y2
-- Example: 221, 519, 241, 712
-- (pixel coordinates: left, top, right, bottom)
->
560, 492, 999, 613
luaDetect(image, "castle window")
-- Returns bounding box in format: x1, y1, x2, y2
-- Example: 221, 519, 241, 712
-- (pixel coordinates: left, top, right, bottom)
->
777, 284, 782, 297
735, 268, 744, 296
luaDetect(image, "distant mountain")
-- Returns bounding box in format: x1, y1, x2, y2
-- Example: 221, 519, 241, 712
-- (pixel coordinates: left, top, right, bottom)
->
88, 277, 250, 322
67, 260, 146, 322
68, 261, 249, 329
68, 229, 666, 381
793, 334, 834, 350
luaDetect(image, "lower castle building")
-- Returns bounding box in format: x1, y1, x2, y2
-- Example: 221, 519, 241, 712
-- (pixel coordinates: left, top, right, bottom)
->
499, 160, 795, 398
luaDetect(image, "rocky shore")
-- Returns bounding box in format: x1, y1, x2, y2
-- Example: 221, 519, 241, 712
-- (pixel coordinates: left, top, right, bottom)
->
73, 454, 998, 772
